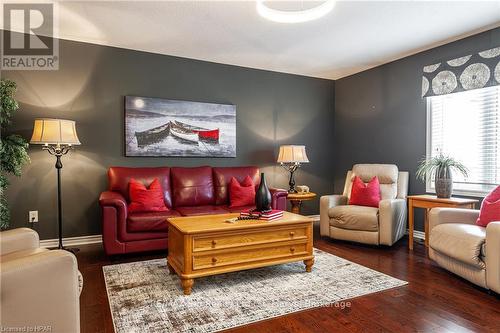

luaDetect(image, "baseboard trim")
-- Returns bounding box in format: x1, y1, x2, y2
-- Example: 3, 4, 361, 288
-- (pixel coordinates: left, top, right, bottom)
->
40, 234, 102, 248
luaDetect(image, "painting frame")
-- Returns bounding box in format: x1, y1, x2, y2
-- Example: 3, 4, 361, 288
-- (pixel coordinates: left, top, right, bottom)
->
124, 96, 236, 158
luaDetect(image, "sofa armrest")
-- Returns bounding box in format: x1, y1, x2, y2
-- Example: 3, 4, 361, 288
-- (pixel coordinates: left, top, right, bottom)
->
320, 195, 348, 236
99, 191, 127, 211
99, 191, 128, 255
379, 199, 407, 246
0, 250, 80, 332
429, 208, 479, 232
486, 221, 500, 294
270, 188, 288, 211
0, 227, 39, 256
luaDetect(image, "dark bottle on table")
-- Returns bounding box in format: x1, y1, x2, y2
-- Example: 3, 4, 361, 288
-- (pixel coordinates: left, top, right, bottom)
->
255, 172, 272, 213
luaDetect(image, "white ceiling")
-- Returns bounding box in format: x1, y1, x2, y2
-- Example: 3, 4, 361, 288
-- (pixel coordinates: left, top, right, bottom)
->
6, 1, 500, 79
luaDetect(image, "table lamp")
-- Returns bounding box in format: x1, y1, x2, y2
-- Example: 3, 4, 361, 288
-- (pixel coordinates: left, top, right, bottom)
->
277, 145, 309, 193
30, 118, 81, 251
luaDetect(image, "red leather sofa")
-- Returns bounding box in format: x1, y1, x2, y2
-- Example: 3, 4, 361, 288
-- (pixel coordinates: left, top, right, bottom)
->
99, 166, 288, 255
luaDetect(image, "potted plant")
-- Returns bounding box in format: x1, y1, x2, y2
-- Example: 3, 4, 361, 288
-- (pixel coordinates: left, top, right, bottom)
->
416, 152, 468, 198
0, 79, 30, 229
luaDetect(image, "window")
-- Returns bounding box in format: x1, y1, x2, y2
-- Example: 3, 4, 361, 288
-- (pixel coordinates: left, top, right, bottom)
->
426, 85, 500, 196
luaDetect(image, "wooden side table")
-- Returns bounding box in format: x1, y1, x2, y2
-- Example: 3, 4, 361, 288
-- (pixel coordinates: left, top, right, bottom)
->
408, 194, 479, 250
287, 192, 317, 214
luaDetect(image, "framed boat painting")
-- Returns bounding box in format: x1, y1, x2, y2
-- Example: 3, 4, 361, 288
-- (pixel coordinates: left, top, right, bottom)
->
124, 96, 236, 157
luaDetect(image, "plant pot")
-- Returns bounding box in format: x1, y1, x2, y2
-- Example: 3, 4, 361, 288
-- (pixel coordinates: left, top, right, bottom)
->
255, 172, 272, 213
435, 166, 453, 198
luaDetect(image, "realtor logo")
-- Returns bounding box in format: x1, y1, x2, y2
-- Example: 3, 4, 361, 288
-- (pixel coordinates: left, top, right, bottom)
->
1, 2, 59, 70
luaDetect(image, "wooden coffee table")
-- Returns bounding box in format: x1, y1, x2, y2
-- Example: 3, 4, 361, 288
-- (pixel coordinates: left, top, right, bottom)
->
167, 212, 314, 295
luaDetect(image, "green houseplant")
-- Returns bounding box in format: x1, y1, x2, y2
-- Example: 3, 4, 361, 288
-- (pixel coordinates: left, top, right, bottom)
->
416, 152, 468, 198
0, 79, 30, 229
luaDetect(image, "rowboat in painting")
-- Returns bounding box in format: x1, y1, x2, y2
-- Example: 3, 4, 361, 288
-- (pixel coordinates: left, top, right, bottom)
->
173, 120, 219, 142
135, 122, 170, 147
169, 121, 199, 143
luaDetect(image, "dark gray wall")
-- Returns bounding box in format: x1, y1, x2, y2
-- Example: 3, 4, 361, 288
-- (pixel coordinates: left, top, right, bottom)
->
334, 27, 500, 231
3, 35, 335, 240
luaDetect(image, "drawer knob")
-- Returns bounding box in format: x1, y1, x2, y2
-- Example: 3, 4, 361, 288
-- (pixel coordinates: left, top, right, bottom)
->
290, 247, 295, 253
289, 231, 295, 237
212, 257, 218, 264
211, 240, 217, 247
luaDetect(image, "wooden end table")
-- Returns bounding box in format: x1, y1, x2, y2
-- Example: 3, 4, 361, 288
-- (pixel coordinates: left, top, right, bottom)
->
408, 194, 479, 250
287, 192, 317, 214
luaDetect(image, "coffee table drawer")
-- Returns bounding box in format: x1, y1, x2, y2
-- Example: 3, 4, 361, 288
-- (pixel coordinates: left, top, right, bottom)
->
193, 227, 307, 252
192, 242, 307, 270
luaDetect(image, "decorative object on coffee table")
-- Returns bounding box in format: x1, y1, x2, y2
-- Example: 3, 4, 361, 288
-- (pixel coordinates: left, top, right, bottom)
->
30, 118, 81, 251
255, 172, 272, 212
277, 145, 309, 193
166, 212, 314, 295
287, 192, 317, 214
407, 194, 478, 250
416, 152, 468, 198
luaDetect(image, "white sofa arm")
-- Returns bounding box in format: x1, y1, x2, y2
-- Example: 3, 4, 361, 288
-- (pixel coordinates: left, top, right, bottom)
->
379, 199, 407, 246
428, 208, 479, 232
0, 250, 81, 333
0, 228, 39, 256
486, 221, 500, 294
320, 195, 348, 236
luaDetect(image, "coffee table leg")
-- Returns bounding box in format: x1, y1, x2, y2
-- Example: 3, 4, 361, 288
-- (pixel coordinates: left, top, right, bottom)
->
167, 261, 175, 275
181, 278, 194, 295
304, 258, 314, 272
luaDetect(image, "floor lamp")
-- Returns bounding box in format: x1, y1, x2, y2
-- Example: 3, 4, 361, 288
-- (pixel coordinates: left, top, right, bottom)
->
30, 118, 81, 251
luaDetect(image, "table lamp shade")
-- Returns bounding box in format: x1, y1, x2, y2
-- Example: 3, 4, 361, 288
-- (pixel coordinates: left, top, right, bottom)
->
30, 118, 81, 145
277, 145, 309, 163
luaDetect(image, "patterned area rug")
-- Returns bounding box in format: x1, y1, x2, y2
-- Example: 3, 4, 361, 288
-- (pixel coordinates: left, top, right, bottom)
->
103, 248, 407, 333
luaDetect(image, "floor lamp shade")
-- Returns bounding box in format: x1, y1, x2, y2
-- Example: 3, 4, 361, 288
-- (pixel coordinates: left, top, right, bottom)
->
30, 118, 81, 145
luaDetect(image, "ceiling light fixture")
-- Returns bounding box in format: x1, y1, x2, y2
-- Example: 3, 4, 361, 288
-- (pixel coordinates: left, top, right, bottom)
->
256, 0, 336, 24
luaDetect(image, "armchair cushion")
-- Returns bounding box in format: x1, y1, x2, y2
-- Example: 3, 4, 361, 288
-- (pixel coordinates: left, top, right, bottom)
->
476, 185, 500, 227
430, 223, 486, 269
0, 228, 39, 256
329, 205, 379, 231
349, 176, 381, 207
350, 164, 398, 200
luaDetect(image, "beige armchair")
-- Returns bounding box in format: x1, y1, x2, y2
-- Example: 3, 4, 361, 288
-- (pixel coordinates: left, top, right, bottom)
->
0, 228, 82, 333
429, 208, 500, 293
320, 164, 409, 246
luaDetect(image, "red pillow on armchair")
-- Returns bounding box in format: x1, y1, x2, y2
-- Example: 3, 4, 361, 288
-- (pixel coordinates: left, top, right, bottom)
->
476, 185, 500, 227
229, 176, 256, 208
349, 176, 381, 208
128, 178, 168, 213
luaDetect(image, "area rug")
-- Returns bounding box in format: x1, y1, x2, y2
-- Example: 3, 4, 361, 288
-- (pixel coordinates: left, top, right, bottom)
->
103, 248, 407, 333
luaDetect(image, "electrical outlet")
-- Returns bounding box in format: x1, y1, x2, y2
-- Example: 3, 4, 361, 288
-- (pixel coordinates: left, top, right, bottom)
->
29, 211, 38, 223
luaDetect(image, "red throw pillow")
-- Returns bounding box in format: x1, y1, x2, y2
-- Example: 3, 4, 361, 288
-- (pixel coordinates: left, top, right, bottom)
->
229, 175, 256, 208
476, 185, 500, 227
349, 176, 381, 208
128, 178, 168, 213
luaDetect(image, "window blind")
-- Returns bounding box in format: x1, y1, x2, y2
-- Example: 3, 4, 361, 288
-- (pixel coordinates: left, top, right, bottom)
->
428, 85, 500, 194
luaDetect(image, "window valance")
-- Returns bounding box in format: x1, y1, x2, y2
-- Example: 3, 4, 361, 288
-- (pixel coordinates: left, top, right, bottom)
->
422, 46, 500, 98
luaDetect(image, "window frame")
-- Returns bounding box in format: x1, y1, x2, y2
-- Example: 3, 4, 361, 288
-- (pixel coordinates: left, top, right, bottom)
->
425, 93, 497, 198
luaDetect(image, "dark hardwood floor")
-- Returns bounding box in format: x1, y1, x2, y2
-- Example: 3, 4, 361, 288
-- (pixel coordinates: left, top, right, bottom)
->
77, 225, 500, 333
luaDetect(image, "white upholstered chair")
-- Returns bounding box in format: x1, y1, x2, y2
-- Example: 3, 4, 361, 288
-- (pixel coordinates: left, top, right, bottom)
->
320, 164, 409, 246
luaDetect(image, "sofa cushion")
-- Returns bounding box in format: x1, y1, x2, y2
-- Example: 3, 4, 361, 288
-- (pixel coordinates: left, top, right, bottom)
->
128, 178, 168, 213
127, 210, 181, 233
430, 223, 486, 269
108, 167, 173, 208
348, 164, 398, 200
176, 205, 229, 216
329, 205, 379, 231
222, 204, 256, 213
229, 176, 256, 208
171, 166, 215, 207
213, 166, 260, 205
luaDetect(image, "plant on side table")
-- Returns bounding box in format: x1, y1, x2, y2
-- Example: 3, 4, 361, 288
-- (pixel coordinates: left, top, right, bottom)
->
0, 79, 30, 229
416, 152, 468, 198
